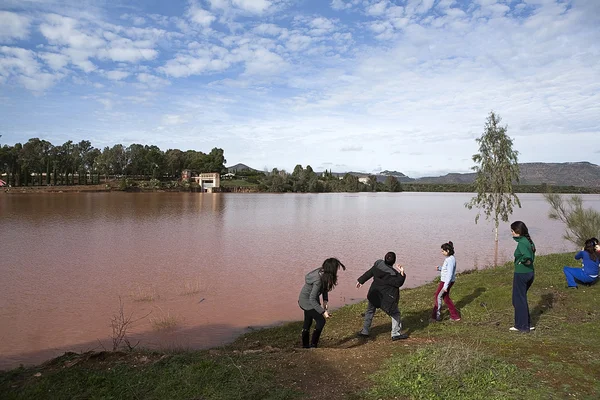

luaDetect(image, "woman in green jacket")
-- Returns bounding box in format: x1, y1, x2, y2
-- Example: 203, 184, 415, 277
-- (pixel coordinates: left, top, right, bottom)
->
510, 221, 536, 333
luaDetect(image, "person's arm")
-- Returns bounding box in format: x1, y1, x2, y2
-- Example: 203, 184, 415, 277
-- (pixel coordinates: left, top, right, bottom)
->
322, 289, 329, 310
442, 258, 455, 292
386, 266, 406, 287
356, 268, 374, 288
518, 241, 534, 265
308, 281, 325, 314
575, 250, 585, 261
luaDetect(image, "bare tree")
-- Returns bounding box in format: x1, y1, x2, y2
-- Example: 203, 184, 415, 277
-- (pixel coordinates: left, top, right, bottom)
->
465, 111, 521, 266
110, 296, 151, 351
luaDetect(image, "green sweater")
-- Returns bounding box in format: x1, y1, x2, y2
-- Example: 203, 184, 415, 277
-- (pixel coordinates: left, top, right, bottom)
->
513, 236, 535, 273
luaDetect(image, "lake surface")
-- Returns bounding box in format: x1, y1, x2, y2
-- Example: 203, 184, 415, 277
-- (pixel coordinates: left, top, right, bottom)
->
1, 192, 598, 369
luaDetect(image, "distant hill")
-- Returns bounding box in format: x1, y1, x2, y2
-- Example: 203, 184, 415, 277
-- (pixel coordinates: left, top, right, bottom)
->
227, 163, 259, 173
415, 162, 600, 187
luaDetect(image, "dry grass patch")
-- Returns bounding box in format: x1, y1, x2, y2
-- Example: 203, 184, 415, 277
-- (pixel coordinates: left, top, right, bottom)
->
130, 285, 160, 302
150, 307, 180, 331
180, 279, 205, 296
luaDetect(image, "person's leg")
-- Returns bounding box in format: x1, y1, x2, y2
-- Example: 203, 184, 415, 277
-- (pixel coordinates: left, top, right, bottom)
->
564, 267, 595, 287
360, 301, 377, 335
301, 310, 313, 348
388, 305, 402, 337
563, 267, 579, 287
431, 281, 444, 321
525, 273, 534, 328
513, 272, 532, 332
443, 282, 460, 320
311, 311, 326, 348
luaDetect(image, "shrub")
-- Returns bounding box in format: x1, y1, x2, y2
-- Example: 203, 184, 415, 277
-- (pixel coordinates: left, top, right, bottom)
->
544, 193, 600, 246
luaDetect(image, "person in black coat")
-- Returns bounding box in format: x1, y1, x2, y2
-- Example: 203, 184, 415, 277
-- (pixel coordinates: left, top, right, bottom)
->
356, 251, 408, 340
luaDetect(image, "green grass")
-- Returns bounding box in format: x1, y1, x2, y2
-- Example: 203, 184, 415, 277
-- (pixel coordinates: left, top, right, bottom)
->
0, 351, 298, 400
2, 252, 600, 399
221, 180, 259, 188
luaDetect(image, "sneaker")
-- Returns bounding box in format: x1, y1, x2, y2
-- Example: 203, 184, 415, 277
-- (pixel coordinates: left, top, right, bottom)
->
429, 318, 440, 323
530, 326, 535, 331
509, 327, 519, 331
568, 286, 578, 289
391, 333, 409, 341
450, 318, 461, 322
357, 332, 369, 338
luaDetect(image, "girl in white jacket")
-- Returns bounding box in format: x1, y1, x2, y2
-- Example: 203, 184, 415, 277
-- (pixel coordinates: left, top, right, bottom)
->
431, 241, 461, 322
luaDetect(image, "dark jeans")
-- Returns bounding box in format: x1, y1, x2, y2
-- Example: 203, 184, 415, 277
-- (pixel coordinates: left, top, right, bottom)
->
302, 309, 326, 331
512, 272, 534, 331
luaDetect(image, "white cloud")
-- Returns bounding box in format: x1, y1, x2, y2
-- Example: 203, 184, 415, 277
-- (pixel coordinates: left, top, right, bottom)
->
0, 11, 31, 43
40, 14, 105, 49
105, 70, 129, 80
162, 114, 188, 125
39, 52, 69, 70
331, 0, 359, 11
187, 1, 216, 26
136, 72, 170, 88
366, 1, 388, 16
0, 46, 62, 91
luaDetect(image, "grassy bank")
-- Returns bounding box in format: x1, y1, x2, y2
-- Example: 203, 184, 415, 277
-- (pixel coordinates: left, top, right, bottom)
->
2, 252, 599, 399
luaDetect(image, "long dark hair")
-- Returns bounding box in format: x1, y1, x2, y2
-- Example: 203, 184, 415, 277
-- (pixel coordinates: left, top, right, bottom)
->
584, 238, 600, 262
441, 241, 455, 256
511, 221, 536, 253
320, 258, 346, 292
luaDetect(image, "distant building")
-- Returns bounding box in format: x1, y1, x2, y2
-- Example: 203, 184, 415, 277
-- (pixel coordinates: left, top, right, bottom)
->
181, 170, 221, 192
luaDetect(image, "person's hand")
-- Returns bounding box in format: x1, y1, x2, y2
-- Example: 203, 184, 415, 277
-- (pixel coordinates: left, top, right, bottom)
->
399, 265, 405, 276
435, 266, 440, 271
324, 311, 331, 318
323, 301, 328, 311
356, 282, 362, 289
442, 288, 447, 293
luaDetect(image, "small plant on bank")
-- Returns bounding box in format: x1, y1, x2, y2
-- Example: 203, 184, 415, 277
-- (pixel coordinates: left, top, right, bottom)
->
110, 296, 151, 351
150, 307, 180, 331
180, 279, 205, 296
130, 285, 159, 302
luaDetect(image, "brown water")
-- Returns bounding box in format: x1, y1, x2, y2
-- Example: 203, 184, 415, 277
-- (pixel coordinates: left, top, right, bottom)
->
1, 192, 597, 369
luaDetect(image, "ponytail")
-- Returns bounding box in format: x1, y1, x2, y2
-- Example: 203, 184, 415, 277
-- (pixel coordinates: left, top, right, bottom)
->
441, 241, 455, 256
525, 233, 536, 253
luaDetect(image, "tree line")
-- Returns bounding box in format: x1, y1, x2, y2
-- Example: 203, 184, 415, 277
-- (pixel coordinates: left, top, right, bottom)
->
0, 137, 226, 186
255, 165, 402, 193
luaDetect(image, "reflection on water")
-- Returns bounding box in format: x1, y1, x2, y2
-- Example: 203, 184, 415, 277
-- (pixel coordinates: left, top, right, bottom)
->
1, 192, 598, 369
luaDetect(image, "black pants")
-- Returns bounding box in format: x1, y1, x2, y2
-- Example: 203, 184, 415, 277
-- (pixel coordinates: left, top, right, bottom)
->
512, 272, 534, 331
302, 309, 326, 331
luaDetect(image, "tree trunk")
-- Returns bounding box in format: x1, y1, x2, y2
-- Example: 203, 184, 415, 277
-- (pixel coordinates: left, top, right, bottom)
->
494, 224, 499, 267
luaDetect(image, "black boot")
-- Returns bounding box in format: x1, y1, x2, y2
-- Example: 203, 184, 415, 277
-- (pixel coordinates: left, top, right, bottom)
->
310, 329, 322, 348
301, 329, 310, 348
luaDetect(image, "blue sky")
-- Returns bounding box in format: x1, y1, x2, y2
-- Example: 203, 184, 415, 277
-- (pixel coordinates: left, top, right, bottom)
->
0, 0, 598, 177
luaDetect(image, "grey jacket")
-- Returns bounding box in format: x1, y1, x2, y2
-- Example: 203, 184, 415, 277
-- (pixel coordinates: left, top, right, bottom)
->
298, 268, 328, 314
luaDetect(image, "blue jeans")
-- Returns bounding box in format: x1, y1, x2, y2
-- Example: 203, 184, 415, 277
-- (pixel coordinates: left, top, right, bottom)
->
563, 266, 597, 287
512, 272, 534, 332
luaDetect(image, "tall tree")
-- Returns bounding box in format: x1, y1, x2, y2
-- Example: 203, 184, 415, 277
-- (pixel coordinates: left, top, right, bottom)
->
465, 111, 521, 266
368, 175, 378, 192
385, 176, 402, 192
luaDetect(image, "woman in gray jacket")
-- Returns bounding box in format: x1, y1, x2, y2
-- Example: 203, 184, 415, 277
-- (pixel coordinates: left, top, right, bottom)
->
298, 258, 346, 348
